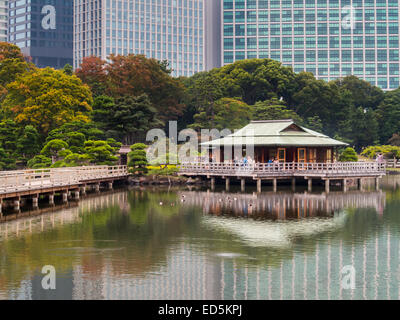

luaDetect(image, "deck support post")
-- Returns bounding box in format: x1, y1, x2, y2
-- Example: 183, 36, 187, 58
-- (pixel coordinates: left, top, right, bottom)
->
375, 177, 380, 190
95, 183, 100, 193
343, 179, 347, 192
210, 177, 215, 191
14, 198, 20, 211
49, 193, 54, 205
108, 182, 113, 190
80, 185, 86, 195
257, 179, 262, 193
62, 191, 68, 203
32, 195, 38, 208
273, 178, 277, 192
325, 179, 330, 193
0, 199, 2, 217
241, 178, 245, 192
358, 178, 363, 191
291, 178, 296, 191
308, 179, 312, 192
74, 190, 80, 200
225, 177, 230, 191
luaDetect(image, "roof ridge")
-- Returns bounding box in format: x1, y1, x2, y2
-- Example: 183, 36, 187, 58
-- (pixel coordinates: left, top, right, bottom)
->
250, 119, 293, 123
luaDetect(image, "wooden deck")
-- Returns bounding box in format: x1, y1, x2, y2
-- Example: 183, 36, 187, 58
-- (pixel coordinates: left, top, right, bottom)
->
0, 165, 129, 214
179, 162, 386, 178
179, 162, 386, 192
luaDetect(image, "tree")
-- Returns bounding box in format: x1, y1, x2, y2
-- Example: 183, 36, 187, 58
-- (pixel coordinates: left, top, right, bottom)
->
27, 155, 52, 168
0, 147, 16, 170
62, 63, 73, 75
75, 56, 107, 97
78, 54, 185, 124
304, 116, 323, 133
191, 97, 251, 131
66, 132, 86, 153
187, 71, 223, 129
337, 107, 379, 151
252, 98, 302, 122
93, 94, 160, 144
375, 88, 400, 144
84, 140, 119, 165
16, 125, 41, 160
3, 67, 93, 136
215, 59, 295, 104
128, 143, 148, 174
63, 153, 91, 166
46, 121, 105, 143
0, 42, 33, 99
41, 139, 69, 163
334, 75, 384, 111
339, 147, 358, 162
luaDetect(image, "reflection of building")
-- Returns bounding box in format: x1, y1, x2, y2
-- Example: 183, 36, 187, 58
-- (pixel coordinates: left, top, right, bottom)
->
69, 243, 218, 300
179, 190, 386, 219
73, 0, 204, 77
8, 0, 73, 68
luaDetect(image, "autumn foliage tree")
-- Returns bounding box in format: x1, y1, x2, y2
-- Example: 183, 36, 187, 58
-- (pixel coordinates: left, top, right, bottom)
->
0, 42, 33, 99
76, 54, 185, 124
2, 67, 93, 136
75, 56, 107, 97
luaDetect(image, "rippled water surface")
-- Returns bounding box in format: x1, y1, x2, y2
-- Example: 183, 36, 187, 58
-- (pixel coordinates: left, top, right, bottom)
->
1, 176, 400, 299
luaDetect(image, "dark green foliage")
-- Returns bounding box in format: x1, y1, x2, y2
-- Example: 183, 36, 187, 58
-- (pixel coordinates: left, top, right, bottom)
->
16, 125, 41, 160
339, 147, 358, 162
252, 98, 302, 122
62, 64, 73, 76
128, 143, 148, 174
93, 94, 160, 144
84, 140, 119, 165
27, 155, 52, 169
46, 121, 105, 143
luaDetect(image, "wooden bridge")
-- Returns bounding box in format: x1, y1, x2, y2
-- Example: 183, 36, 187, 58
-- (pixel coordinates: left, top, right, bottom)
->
0, 165, 129, 216
179, 162, 386, 192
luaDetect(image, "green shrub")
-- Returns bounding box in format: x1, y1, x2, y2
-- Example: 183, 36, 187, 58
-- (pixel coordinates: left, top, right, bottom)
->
361, 145, 400, 159
128, 143, 148, 174
339, 147, 358, 162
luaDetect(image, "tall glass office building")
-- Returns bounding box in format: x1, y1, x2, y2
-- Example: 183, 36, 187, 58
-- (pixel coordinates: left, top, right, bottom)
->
74, 0, 204, 77
8, 0, 73, 68
221, 0, 400, 90
0, 0, 7, 42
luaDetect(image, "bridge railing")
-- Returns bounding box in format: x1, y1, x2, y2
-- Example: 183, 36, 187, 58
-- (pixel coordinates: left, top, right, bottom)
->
0, 165, 128, 194
179, 162, 386, 176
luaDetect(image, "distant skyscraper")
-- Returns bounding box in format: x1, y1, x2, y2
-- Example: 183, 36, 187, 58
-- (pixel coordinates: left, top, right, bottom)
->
74, 0, 204, 77
220, 0, 400, 90
0, 0, 7, 42
204, 0, 221, 70
8, 0, 73, 69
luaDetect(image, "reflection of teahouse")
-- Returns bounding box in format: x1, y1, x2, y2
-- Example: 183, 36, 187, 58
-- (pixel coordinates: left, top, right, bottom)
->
201, 119, 348, 163
118, 145, 131, 165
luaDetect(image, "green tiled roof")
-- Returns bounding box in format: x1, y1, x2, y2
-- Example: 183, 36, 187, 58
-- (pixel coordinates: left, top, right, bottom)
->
200, 119, 348, 147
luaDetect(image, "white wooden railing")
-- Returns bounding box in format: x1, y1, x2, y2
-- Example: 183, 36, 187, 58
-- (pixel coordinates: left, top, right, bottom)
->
0, 165, 128, 194
179, 162, 386, 177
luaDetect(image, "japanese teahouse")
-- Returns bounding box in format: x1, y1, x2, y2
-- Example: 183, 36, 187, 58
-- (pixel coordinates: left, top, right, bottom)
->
179, 119, 386, 193
202, 119, 347, 163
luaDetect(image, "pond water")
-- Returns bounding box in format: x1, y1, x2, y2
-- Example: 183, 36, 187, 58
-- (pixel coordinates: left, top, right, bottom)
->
1, 176, 400, 300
